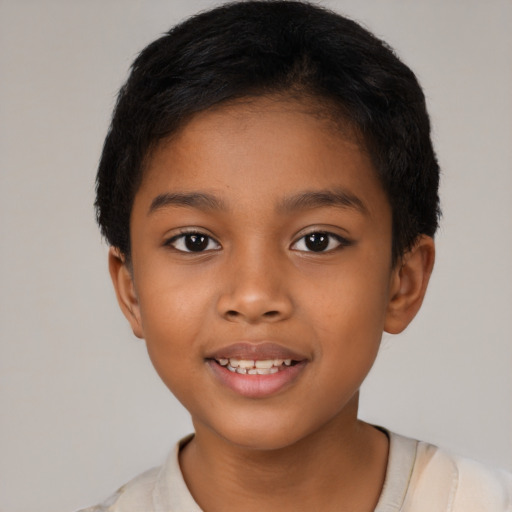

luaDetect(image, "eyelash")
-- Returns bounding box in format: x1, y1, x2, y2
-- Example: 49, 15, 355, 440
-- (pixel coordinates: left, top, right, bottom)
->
165, 231, 221, 253
165, 230, 351, 254
291, 231, 352, 253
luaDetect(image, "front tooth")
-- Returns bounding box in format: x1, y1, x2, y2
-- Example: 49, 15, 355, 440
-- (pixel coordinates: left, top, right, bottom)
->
238, 359, 255, 369
229, 358, 255, 368
269, 367, 279, 374
247, 369, 259, 375
255, 360, 274, 369
256, 368, 271, 375
236, 367, 247, 374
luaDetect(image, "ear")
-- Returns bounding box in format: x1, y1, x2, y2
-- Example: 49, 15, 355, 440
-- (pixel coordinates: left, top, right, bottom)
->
384, 235, 435, 334
108, 247, 144, 339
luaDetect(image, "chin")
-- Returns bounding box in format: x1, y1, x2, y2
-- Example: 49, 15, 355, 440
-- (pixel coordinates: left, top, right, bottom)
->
206, 412, 322, 453
224, 429, 303, 452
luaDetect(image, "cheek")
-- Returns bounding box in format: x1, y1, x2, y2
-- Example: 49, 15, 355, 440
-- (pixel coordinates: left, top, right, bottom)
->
304, 262, 391, 332
301, 260, 391, 381
137, 259, 214, 328
135, 267, 216, 375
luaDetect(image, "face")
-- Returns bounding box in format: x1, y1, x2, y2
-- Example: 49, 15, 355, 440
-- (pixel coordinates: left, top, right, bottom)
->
116, 98, 403, 450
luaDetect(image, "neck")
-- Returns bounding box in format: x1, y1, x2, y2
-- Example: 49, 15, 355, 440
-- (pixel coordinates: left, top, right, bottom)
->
179, 394, 389, 512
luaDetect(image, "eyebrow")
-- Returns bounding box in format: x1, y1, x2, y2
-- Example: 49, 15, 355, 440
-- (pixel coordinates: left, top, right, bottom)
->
148, 188, 368, 216
148, 192, 227, 215
278, 189, 368, 215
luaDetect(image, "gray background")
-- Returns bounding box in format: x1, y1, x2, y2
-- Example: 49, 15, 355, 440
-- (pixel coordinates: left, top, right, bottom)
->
0, 1, 511, 511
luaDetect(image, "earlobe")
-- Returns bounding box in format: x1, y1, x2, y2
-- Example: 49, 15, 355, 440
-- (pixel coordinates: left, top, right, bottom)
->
108, 247, 144, 339
384, 235, 435, 334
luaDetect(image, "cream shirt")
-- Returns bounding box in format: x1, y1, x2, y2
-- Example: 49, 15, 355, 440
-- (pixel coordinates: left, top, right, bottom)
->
78, 431, 512, 511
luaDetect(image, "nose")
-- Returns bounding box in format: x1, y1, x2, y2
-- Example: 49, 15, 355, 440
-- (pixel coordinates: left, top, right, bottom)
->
216, 248, 294, 324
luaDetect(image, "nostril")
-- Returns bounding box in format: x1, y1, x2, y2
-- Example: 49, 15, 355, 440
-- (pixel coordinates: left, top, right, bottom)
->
224, 309, 281, 321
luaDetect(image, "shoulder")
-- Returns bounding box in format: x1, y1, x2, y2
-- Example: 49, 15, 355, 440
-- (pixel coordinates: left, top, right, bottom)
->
405, 437, 512, 511
76, 434, 199, 512
75, 466, 160, 512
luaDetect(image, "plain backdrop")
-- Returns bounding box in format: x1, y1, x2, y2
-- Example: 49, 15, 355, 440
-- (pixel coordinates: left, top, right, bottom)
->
0, 1, 511, 511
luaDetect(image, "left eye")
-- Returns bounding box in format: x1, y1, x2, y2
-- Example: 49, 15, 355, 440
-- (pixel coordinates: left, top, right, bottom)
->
167, 232, 221, 253
291, 232, 347, 253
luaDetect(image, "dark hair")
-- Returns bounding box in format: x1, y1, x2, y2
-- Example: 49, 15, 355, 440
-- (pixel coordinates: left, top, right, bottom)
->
96, 0, 440, 264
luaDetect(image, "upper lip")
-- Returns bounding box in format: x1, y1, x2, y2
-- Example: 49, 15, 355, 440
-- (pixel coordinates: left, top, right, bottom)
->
206, 342, 308, 362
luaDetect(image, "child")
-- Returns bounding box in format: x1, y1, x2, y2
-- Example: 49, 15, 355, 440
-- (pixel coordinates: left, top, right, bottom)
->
83, 1, 511, 510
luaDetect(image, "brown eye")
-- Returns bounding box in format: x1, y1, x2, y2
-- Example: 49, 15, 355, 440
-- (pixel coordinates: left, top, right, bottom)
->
291, 231, 350, 253
305, 233, 329, 252
167, 232, 220, 252
186, 234, 209, 251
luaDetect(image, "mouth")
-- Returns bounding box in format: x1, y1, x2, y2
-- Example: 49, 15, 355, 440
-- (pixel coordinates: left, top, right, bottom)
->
205, 342, 308, 398
212, 357, 298, 375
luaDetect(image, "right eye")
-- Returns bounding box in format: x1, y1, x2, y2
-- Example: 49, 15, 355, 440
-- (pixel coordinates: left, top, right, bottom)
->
166, 232, 221, 253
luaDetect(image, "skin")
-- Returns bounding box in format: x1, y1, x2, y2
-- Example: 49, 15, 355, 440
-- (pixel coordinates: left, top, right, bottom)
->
110, 97, 435, 511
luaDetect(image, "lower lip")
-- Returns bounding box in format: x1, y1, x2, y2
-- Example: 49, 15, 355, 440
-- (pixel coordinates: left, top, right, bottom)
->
207, 360, 307, 399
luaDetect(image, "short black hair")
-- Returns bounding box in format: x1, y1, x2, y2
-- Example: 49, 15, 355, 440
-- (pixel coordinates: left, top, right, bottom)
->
96, 0, 440, 264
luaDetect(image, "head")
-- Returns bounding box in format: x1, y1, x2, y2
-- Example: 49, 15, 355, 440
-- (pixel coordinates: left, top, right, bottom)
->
97, 1, 440, 449
96, 0, 440, 267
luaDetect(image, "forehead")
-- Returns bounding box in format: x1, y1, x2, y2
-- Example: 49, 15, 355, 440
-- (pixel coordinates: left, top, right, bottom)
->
136, 97, 388, 219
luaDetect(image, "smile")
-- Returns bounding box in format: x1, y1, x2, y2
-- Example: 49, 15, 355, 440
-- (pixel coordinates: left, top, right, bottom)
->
207, 354, 306, 398
217, 358, 294, 375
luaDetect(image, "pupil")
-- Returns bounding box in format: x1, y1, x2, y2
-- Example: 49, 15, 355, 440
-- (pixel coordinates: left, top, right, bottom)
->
305, 233, 329, 251
185, 234, 208, 251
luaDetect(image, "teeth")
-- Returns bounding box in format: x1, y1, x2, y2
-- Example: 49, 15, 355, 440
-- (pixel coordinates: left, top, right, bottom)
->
246, 368, 278, 375
229, 359, 255, 369
228, 358, 293, 369
218, 357, 296, 374
255, 360, 274, 369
